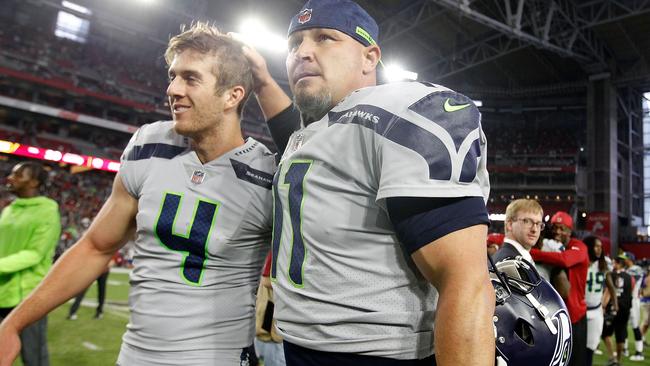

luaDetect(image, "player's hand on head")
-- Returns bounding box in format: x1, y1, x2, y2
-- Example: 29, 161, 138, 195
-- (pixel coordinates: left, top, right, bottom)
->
0, 322, 21, 366
230, 37, 272, 94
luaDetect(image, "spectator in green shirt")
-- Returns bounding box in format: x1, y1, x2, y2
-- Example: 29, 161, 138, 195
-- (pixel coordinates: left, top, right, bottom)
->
0, 161, 61, 366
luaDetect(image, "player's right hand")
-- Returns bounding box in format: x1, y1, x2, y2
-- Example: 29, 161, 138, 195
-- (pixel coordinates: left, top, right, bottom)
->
238, 42, 273, 95
0, 322, 21, 366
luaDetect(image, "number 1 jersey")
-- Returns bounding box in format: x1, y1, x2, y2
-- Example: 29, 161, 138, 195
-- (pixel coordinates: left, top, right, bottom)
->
271, 82, 490, 359
118, 121, 275, 361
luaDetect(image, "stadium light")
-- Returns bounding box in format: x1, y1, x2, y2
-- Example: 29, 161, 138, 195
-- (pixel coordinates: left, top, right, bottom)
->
233, 18, 286, 53
473, 100, 483, 107
0, 139, 120, 172
62, 1, 91, 15
384, 63, 418, 82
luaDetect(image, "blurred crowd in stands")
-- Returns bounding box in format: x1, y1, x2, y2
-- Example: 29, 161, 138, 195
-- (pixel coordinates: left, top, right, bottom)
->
0, 112, 129, 160
483, 120, 582, 158
0, 24, 168, 111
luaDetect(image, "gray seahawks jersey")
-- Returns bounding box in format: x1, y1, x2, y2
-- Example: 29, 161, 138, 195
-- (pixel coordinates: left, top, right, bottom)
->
271, 82, 489, 359
585, 261, 605, 307
118, 121, 274, 364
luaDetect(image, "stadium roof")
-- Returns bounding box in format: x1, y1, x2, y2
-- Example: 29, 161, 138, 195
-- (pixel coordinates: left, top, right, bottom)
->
208, 0, 650, 96
19, 0, 650, 97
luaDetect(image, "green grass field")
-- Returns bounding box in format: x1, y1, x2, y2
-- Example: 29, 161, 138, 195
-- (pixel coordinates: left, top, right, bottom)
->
10, 269, 650, 365
13, 271, 130, 366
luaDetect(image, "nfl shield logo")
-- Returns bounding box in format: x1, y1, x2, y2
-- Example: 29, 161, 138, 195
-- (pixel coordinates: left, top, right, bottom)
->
191, 170, 205, 185
298, 9, 312, 24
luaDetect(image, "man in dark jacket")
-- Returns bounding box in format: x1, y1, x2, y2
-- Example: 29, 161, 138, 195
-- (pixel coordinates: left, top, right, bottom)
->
602, 255, 634, 366
492, 199, 544, 264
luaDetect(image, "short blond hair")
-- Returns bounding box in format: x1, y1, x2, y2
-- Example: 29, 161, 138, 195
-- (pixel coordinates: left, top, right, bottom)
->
505, 199, 543, 223
165, 22, 253, 115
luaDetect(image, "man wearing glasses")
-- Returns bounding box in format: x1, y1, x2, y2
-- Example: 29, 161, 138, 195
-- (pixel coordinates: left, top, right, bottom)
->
492, 199, 545, 263
531, 211, 590, 366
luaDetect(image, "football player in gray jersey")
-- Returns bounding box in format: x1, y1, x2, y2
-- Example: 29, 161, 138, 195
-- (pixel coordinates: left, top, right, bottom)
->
242, 0, 495, 365
0, 23, 275, 366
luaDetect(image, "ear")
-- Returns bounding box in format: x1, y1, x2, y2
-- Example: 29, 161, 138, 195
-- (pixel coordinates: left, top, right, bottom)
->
223, 85, 246, 112
27, 178, 40, 190
23, 168, 40, 190
362, 45, 381, 75
504, 219, 513, 234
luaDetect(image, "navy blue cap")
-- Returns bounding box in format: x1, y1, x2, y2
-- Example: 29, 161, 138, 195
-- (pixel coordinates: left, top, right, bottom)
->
288, 0, 379, 47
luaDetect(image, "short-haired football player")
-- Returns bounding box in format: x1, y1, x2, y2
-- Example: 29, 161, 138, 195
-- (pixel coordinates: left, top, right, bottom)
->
0, 23, 275, 366
242, 0, 495, 364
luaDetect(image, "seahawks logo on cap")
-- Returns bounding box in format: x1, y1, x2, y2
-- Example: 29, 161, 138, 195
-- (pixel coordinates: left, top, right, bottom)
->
298, 8, 312, 24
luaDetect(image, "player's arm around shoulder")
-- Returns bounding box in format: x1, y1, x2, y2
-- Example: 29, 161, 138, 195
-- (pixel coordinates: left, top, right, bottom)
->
531, 242, 587, 268
411, 224, 495, 366
0, 174, 137, 366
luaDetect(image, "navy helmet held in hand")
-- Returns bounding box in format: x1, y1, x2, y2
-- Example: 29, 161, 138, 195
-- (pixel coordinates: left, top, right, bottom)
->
490, 257, 573, 366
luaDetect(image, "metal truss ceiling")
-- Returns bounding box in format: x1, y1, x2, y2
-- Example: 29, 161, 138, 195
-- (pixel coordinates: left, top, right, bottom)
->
382, 0, 650, 80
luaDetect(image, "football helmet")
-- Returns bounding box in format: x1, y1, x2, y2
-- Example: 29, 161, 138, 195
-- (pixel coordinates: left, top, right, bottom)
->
490, 256, 572, 366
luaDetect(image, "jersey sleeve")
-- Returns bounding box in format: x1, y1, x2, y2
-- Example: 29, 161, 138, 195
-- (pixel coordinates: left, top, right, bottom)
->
387, 196, 489, 254
267, 105, 302, 155
230, 141, 277, 241
242, 153, 276, 234
119, 125, 148, 198
374, 87, 489, 202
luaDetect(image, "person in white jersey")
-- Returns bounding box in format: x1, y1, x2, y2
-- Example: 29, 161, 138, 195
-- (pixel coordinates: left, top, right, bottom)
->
624, 252, 646, 361
242, 0, 495, 364
582, 236, 618, 366
0, 23, 275, 366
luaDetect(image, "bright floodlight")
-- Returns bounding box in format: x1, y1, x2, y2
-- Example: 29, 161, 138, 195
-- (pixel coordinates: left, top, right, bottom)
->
234, 18, 286, 53
473, 100, 483, 107
384, 64, 418, 82
62, 1, 91, 14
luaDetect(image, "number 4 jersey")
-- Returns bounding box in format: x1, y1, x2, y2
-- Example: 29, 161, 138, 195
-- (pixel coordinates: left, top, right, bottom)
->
271, 82, 490, 359
118, 121, 275, 363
